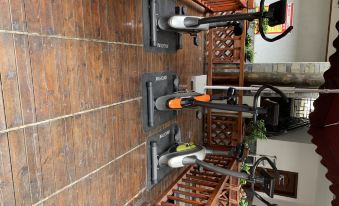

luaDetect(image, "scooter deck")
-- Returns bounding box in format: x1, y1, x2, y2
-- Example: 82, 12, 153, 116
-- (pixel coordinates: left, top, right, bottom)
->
155, 91, 201, 111
141, 71, 179, 131
142, 0, 180, 53
146, 124, 180, 189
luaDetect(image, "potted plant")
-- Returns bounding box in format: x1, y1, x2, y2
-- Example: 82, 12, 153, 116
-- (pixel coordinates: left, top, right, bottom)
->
244, 119, 267, 144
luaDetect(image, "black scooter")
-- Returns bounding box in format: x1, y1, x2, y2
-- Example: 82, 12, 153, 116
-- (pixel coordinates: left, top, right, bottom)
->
152, 0, 293, 46
155, 143, 279, 206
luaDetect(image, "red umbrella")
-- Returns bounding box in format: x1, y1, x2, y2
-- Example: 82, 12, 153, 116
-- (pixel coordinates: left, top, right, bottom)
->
308, 20, 339, 206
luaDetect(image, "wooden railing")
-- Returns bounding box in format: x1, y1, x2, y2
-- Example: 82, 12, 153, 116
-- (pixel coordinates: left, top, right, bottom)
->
204, 10, 246, 149
203, 9, 247, 205
155, 155, 236, 206
193, 0, 247, 12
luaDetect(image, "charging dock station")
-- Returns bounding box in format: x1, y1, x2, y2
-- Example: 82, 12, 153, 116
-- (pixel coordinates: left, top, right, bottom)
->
142, 71, 179, 131
142, 0, 181, 53
146, 124, 181, 189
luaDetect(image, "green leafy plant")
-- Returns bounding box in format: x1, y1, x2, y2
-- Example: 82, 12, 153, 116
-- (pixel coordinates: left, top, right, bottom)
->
245, 45, 254, 63
240, 163, 251, 185
244, 120, 267, 144
245, 34, 255, 63
239, 199, 249, 206
262, 18, 269, 34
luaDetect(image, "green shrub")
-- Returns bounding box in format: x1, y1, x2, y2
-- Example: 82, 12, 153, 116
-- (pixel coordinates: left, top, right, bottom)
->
239, 199, 249, 206
245, 120, 267, 144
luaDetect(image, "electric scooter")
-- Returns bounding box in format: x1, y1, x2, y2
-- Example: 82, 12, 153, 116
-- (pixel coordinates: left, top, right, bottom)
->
155, 84, 288, 124
151, 0, 293, 47
155, 142, 279, 206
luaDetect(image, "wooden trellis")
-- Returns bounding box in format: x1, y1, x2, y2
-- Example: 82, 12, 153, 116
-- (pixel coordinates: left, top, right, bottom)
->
204, 10, 246, 150
203, 9, 247, 205
155, 155, 238, 206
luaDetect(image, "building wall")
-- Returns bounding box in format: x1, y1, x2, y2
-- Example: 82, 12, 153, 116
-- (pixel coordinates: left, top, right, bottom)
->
327, 0, 339, 59
253, 139, 332, 206
0, 1, 204, 205
254, 0, 331, 63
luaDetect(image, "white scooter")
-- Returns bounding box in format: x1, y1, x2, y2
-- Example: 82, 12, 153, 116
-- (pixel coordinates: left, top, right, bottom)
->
150, 0, 293, 46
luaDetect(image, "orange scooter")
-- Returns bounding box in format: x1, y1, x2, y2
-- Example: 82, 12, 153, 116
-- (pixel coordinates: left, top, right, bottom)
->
156, 85, 288, 124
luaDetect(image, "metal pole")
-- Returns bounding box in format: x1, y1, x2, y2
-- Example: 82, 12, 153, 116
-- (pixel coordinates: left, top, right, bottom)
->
204, 85, 339, 94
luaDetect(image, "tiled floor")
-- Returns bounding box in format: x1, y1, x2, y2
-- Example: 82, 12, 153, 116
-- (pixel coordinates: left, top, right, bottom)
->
0, 0, 205, 205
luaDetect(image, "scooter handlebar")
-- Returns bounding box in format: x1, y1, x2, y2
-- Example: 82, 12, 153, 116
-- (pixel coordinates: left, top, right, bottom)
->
260, 24, 293, 42
250, 157, 279, 206
258, 0, 293, 42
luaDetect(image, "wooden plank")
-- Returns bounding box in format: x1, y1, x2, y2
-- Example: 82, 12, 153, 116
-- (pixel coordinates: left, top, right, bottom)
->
23, 126, 42, 204
120, 46, 130, 100
177, 184, 214, 193
0, 32, 31, 205
73, 0, 85, 37
51, 39, 76, 202
110, 161, 117, 205
95, 109, 105, 166
99, 0, 109, 40
25, 0, 41, 33
66, 40, 81, 114
28, 36, 49, 121
115, 157, 123, 205
0, 0, 12, 30
109, 44, 122, 102
189, 170, 222, 178
28, 36, 55, 199
39, 0, 54, 34
82, 0, 94, 38
172, 189, 210, 199
51, 0, 64, 35
166, 195, 204, 205
237, 10, 247, 143
91, 0, 101, 39
0, 33, 23, 128
85, 42, 98, 172
105, 107, 115, 160
50, 40, 66, 121
84, 111, 96, 172
0, 75, 16, 206
205, 175, 228, 206
85, 42, 96, 108
155, 167, 192, 204
3, 33, 34, 204
8, 130, 31, 205
113, 104, 123, 157
44, 38, 69, 196
160, 203, 178, 206
94, 43, 104, 107
72, 41, 88, 178
13, 34, 36, 125
134, 0, 143, 43
100, 165, 109, 206
101, 44, 112, 105
55, 38, 77, 204
186, 174, 220, 183
63, 0, 75, 36
182, 178, 217, 188
76, 41, 89, 111
75, 176, 87, 206
10, 0, 27, 31
106, 0, 116, 41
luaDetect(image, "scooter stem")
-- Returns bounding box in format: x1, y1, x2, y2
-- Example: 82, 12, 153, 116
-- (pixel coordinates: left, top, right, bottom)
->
182, 156, 250, 179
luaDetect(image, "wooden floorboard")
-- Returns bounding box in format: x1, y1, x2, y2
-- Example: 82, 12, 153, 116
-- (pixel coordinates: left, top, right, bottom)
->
0, 0, 204, 205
